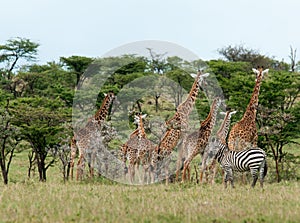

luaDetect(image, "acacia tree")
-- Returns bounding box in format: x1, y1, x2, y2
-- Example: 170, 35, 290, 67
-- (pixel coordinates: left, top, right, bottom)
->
218, 44, 280, 69
0, 98, 20, 184
60, 55, 94, 86
10, 97, 71, 181
258, 70, 300, 182
0, 37, 39, 80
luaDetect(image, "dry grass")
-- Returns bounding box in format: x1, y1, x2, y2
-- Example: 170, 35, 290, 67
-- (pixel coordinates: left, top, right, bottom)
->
1, 149, 299, 222
0, 180, 300, 223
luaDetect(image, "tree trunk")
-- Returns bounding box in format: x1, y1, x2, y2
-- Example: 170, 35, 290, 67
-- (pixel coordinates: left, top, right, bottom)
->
1, 168, 8, 185
28, 151, 36, 178
0, 136, 8, 184
271, 146, 280, 183
0, 151, 8, 184
36, 151, 47, 182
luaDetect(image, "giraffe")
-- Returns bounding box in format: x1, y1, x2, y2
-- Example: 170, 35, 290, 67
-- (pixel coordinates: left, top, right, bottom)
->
120, 113, 155, 184
68, 92, 115, 180
180, 97, 222, 182
151, 71, 210, 184
206, 110, 237, 184
227, 67, 269, 151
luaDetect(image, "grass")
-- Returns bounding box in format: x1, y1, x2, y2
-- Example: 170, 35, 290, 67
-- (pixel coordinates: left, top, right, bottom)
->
1, 147, 299, 223
1, 180, 300, 223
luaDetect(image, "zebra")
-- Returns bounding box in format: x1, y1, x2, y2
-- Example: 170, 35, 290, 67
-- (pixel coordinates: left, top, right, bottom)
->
214, 140, 267, 188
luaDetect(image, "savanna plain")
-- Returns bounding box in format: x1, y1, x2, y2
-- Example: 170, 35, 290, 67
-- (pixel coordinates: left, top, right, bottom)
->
0, 152, 300, 223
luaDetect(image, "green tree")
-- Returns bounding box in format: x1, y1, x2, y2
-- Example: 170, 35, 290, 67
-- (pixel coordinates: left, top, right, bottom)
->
258, 70, 300, 182
10, 97, 71, 181
0, 98, 20, 184
60, 55, 94, 85
217, 44, 289, 70
0, 37, 39, 80
18, 62, 76, 106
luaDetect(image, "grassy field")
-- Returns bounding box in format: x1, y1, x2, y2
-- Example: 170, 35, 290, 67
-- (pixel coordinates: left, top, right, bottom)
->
1, 149, 299, 223
1, 180, 300, 223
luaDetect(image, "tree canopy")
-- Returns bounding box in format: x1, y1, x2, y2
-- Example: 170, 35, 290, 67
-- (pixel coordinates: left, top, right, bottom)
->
0, 38, 299, 183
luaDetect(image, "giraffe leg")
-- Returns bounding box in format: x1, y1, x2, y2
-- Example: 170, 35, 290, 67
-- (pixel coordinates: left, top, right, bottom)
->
200, 152, 208, 184
88, 152, 94, 179
182, 160, 190, 182
136, 162, 143, 184
175, 144, 185, 182
208, 158, 217, 184
68, 137, 77, 180
129, 161, 136, 184
76, 154, 85, 180
70, 161, 74, 180
175, 159, 182, 182
67, 159, 74, 181
182, 149, 198, 183
187, 166, 191, 181
165, 165, 169, 186
150, 162, 156, 184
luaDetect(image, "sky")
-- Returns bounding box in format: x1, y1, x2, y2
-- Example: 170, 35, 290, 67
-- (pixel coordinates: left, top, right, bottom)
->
1, 0, 300, 64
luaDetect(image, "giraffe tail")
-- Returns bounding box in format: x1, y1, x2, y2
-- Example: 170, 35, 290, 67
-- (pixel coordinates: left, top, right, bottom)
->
180, 157, 186, 171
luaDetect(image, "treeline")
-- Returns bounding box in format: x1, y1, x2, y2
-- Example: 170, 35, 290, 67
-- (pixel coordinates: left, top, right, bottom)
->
0, 37, 299, 184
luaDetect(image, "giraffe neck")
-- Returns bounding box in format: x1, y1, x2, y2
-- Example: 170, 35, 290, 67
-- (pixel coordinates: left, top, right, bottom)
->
166, 72, 202, 129
200, 98, 220, 132
217, 112, 233, 143
137, 115, 146, 139
243, 73, 263, 120
94, 93, 114, 125
177, 72, 201, 115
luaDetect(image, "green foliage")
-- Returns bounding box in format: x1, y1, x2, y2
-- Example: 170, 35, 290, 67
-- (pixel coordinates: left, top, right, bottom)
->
17, 62, 76, 106
217, 44, 288, 69
8, 96, 71, 181
0, 37, 39, 79
0, 37, 299, 184
60, 55, 94, 85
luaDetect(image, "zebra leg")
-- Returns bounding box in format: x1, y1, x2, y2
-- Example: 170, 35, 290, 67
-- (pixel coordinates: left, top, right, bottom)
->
224, 167, 234, 188
250, 168, 258, 188
224, 168, 230, 189
228, 168, 234, 188
259, 159, 267, 188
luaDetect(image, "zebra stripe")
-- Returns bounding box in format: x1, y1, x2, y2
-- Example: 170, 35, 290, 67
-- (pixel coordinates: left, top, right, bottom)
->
215, 140, 267, 188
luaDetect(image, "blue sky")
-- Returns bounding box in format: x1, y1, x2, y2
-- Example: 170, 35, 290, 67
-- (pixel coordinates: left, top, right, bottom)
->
1, 0, 300, 64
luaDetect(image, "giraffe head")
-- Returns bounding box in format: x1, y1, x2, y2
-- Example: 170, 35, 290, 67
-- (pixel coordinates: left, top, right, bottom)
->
134, 113, 147, 125
220, 110, 237, 118
228, 110, 237, 117
219, 110, 237, 125
133, 113, 147, 138
190, 70, 210, 86
252, 66, 269, 81
248, 67, 268, 112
